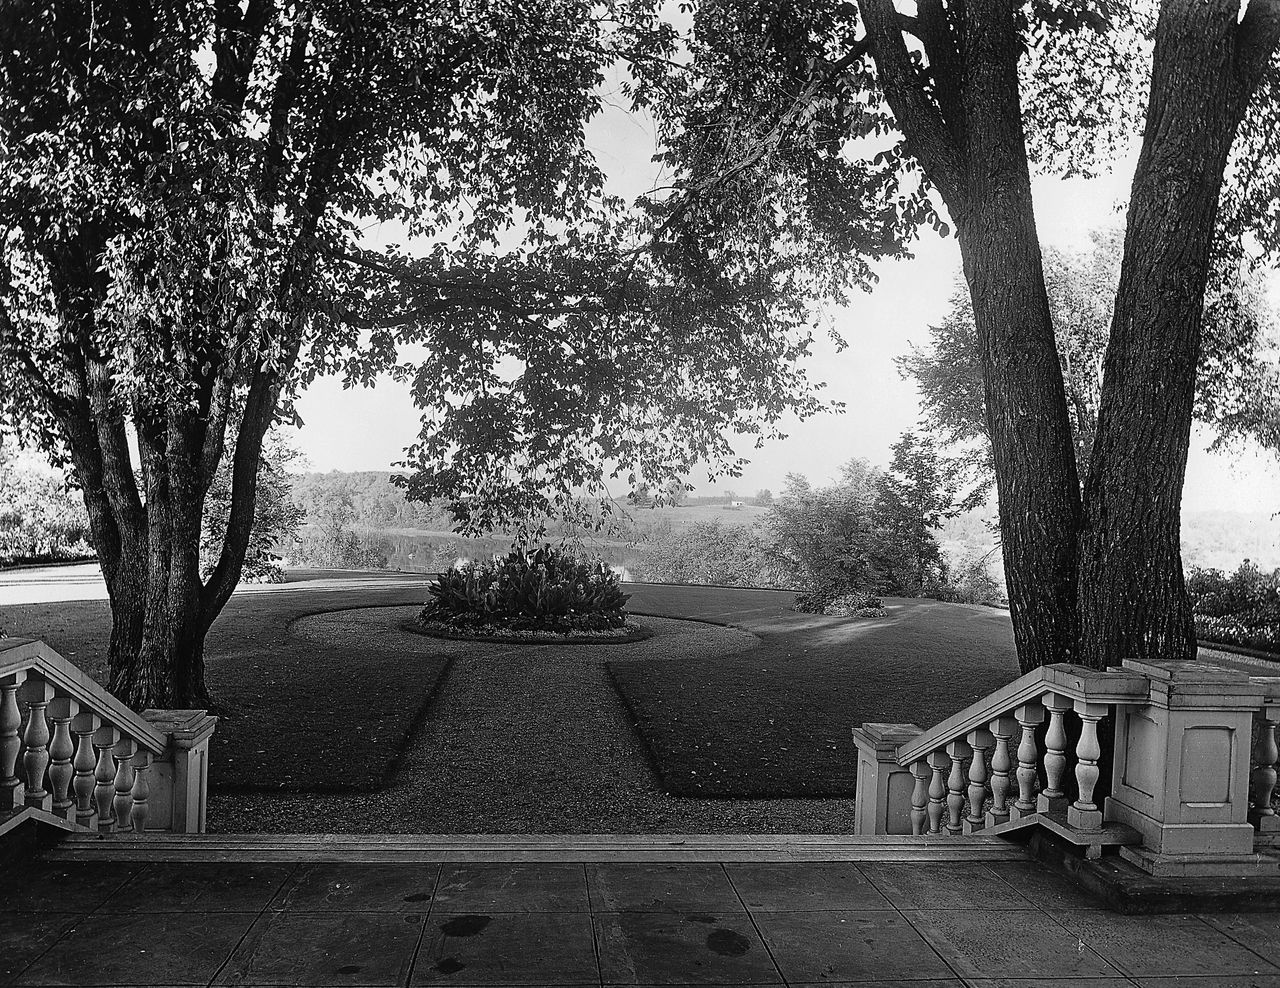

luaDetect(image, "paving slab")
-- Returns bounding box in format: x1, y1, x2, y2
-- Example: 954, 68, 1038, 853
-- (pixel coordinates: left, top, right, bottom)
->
860, 862, 1034, 910
0, 862, 141, 914
588, 864, 745, 914
1200, 913, 1280, 969
903, 908, 1121, 980
412, 911, 598, 985
433, 864, 590, 913
269, 862, 439, 912
594, 911, 780, 984
16, 909, 254, 986
752, 909, 955, 983
1049, 911, 1280, 979
112, 862, 295, 913
723, 862, 893, 912
0, 912, 83, 985
217, 909, 427, 985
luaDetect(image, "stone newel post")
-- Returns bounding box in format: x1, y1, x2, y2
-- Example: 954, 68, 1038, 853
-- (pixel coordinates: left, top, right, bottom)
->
1105, 659, 1271, 877
852, 722, 923, 835
140, 709, 217, 833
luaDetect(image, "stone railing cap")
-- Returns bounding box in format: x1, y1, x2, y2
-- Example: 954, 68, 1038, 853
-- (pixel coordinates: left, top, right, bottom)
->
853, 722, 923, 754
141, 708, 218, 748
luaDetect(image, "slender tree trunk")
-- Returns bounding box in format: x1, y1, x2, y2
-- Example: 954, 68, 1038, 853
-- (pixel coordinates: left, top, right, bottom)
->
1078, 1, 1278, 668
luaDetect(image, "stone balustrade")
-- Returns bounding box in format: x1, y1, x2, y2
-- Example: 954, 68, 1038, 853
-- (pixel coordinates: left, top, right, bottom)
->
0, 637, 215, 839
854, 657, 1280, 877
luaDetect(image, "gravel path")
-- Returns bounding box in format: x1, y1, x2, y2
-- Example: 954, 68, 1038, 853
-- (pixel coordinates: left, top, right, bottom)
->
211, 606, 857, 834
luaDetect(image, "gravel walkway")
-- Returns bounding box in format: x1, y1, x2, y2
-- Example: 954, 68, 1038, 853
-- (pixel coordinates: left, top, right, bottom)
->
210, 606, 857, 834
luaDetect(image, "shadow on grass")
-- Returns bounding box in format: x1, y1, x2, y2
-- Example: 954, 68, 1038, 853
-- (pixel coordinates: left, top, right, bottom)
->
608, 596, 1020, 799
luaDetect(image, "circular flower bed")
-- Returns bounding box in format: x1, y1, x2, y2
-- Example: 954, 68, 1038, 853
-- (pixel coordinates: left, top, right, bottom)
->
416, 544, 638, 639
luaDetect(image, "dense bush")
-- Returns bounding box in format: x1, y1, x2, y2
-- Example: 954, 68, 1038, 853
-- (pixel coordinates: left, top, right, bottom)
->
636, 520, 779, 587
931, 551, 1007, 607
794, 587, 886, 618
420, 545, 630, 631
1188, 561, 1280, 652
291, 530, 391, 570
0, 456, 93, 565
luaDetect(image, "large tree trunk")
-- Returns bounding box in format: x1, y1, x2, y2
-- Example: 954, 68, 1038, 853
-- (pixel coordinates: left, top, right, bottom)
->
1078, 1, 1279, 668
953, 6, 1083, 673
866, 0, 1280, 673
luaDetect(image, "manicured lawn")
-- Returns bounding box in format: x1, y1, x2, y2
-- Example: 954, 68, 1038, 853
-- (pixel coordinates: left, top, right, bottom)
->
611, 588, 1021, 798
0, 573, 448, 793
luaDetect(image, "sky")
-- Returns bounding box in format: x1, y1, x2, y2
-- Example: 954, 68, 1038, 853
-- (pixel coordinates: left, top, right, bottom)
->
291, 87, 1280, 516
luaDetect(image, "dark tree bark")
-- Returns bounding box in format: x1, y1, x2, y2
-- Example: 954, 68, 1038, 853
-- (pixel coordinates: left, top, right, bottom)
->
1079, 0, 1280, 668
866, 0, 1082, 672
864, 0, 1280, 672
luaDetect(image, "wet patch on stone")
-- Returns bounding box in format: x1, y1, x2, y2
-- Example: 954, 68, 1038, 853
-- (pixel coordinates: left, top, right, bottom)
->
706, 928, 752, 957
434, 957, 466, 975
686, 913, 718, 924
403, 891, 432, 902
336, 964, 362, 974
440, 914, 491, 937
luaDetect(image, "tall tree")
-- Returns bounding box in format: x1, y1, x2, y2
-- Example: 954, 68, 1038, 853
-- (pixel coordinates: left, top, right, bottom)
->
873, 432, 956, 594
0, 1, 836, 708
637, 1, 1280, 671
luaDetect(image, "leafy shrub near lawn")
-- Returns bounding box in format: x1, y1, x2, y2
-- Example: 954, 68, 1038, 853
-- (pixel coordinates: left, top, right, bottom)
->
421, 544, 630, 631
795, 587, 886, 618
1188, 561, 1280, 652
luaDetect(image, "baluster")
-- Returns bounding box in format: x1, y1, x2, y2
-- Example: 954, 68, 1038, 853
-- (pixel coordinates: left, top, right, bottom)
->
986, 716, 1017, 827
964, 728, 994, 833
910, 759, 930, 836
926, 750, 948, 835
112, 738, 137, 829
71, 711, 102, 828
1068, 701, 1108, 830
1012, 702, 1044, 819
93, 726, 120, 832
129, 751, 151, 834
1251, 707, 1280, 832
945, 739, 971, 835
1038, 693, 1072, 814
20, 677, 55, 810
46, 697, 77, 820
0, 672, 27, 811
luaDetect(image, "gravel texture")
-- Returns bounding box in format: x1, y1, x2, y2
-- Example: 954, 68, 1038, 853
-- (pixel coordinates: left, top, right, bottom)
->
210, 606, 857, 834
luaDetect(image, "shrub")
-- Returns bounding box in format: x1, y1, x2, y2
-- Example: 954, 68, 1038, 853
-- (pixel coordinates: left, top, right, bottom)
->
291, 529, 390, 570
420, 544, 630, 631
1189, 561, 1280, 653
636, 520, 777, 587
932, 551, 1007, 607
824, 590, 888, 619
794, 587, 886, 618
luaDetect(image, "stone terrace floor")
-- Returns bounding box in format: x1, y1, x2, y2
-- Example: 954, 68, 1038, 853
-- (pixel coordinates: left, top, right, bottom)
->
7, 856, 1280, 986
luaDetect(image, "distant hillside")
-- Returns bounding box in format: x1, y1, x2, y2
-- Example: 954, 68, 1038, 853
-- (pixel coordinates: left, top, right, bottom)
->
935, 508, 1280, 577
285, 469, 1279, 573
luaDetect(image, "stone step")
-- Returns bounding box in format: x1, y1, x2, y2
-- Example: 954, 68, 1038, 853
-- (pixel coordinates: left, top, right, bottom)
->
46, 832, 1030, 863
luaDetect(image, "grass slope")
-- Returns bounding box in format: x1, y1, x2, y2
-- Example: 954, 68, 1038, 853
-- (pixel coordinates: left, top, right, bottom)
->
609, 590, 1021, 798
0, 576, 448, 793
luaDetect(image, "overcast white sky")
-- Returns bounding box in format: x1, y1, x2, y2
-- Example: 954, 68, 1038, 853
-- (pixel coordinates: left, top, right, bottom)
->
292, 91, 1280, 515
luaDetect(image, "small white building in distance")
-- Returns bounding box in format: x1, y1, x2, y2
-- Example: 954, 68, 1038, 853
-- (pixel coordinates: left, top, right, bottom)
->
729, 500, 745, 508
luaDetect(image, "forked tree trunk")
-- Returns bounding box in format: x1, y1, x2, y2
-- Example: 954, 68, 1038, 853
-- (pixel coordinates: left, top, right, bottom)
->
866, 0, 1280, 673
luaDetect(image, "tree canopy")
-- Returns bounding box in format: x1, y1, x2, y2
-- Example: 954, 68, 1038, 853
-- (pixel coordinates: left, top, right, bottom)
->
0, 0, 841, 706
627, 0, 1280, 671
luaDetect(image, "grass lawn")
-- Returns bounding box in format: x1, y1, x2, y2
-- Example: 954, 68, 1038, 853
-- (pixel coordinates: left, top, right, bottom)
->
610, 590, 1021, 798
0, 574, 449, 793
